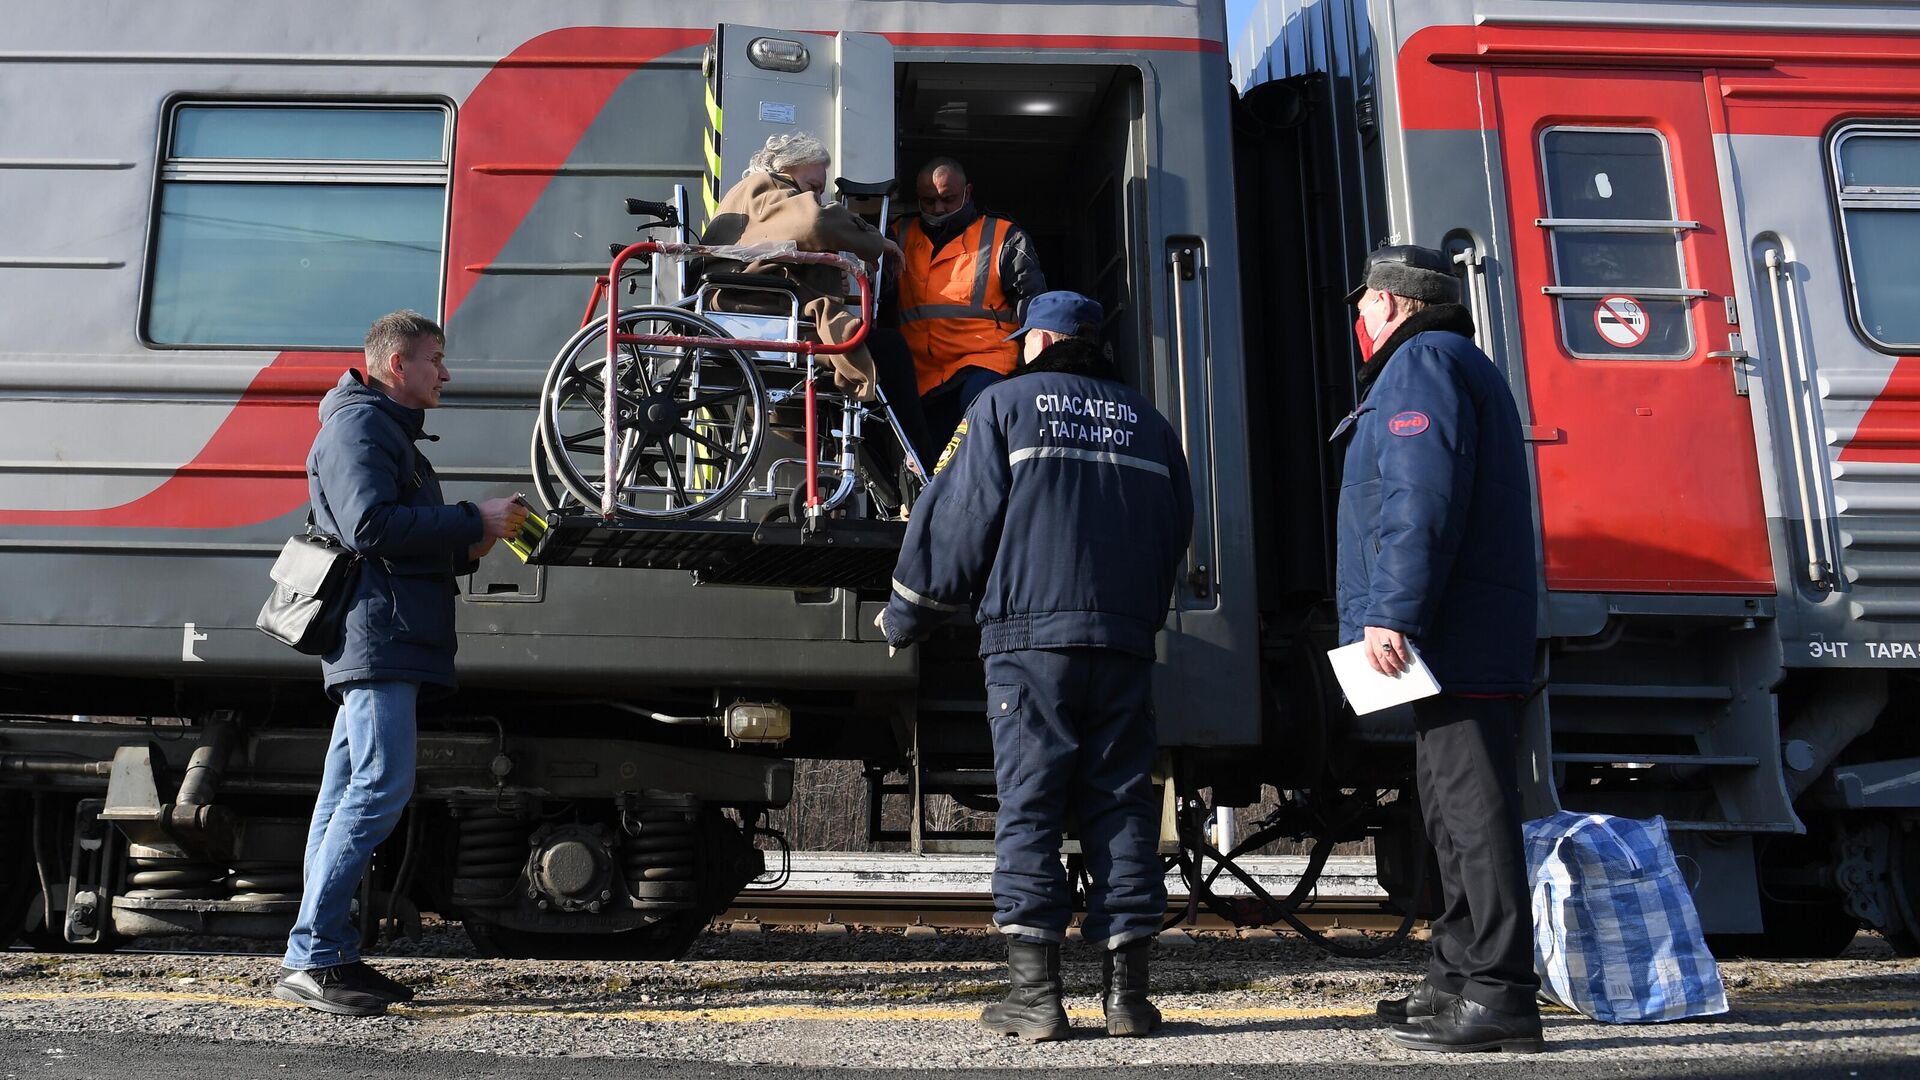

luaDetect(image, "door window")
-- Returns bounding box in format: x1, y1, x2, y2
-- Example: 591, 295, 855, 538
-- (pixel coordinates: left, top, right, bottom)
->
144, 103, 450, 348
1537, 127, 1697, 360
1831, 125, 1920, 350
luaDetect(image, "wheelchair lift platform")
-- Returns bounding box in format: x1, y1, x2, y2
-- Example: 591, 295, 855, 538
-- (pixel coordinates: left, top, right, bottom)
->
525, 512, 904, 592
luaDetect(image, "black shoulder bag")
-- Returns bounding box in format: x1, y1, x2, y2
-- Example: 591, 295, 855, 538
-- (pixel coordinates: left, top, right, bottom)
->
256, 514, 361, 655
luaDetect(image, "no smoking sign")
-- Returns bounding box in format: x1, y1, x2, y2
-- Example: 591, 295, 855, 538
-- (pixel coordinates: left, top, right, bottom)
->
1593, 295, 1650, 348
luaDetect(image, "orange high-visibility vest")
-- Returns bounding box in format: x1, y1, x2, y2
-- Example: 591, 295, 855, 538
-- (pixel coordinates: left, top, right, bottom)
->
898, 215, 1019, 395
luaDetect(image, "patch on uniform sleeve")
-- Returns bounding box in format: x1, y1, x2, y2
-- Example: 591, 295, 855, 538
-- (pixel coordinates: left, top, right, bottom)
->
934, 419, 968, 475
1388, 410, 1431, 437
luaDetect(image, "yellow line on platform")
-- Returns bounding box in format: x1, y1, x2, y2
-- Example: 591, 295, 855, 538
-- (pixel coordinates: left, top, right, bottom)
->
3, 990, 1915, 1024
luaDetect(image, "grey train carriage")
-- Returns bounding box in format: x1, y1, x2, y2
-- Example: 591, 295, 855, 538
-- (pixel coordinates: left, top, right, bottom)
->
0, 2, 1264, 956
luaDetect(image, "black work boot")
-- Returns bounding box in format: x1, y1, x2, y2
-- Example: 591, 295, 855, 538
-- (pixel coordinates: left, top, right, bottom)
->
1101, 940, 1161, 1036
979, 939, 1070, 1042
1375, 980, 1460, 1025
1387, 997, 1545, 1054
343, 961, 415, 1002
272, 963, 391, 1017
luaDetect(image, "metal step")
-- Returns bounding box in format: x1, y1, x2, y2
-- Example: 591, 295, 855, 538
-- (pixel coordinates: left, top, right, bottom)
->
1552, 683, 1734, 701
526, 512, 904, 591
1551, 752, 1760, 767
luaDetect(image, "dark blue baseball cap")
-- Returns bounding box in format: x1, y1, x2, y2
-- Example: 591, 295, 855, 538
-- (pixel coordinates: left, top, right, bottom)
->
1005, 290, 1103, 341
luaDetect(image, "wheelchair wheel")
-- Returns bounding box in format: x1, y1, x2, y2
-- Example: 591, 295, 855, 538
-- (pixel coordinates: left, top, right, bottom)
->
537, 307, 767, 518
528, 421, 571, 512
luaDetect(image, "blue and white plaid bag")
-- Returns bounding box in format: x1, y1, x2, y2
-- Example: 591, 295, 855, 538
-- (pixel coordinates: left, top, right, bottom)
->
1524, 811, 1729, 1023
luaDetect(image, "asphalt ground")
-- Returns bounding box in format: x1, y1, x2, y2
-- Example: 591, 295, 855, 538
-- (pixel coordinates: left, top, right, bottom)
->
0, 930, 1915, 1078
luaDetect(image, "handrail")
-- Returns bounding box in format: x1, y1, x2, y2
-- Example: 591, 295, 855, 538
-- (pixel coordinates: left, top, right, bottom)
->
1451, 245, 1494, 356
1763, 246, 1834, 589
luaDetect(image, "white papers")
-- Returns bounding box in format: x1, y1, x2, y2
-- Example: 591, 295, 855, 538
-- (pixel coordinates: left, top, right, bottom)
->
1327, 640, 1442, 715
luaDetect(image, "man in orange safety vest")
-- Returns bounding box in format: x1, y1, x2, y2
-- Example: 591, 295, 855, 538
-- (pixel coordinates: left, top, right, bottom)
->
894, 156, 1048, 455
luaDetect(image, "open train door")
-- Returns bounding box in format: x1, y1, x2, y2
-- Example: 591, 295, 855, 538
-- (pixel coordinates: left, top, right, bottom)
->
1493, 69, 1774, 593
703, 24, 894, 225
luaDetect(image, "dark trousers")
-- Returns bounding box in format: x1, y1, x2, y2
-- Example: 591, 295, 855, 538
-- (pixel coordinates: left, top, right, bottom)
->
1413, 694, 1539, 1013
866, 327, 932, 472
921, 365, 1004, 462
985, 647, 1166, 949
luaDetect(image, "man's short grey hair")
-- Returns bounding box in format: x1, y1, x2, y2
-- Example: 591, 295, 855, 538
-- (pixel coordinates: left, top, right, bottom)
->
744, 131, 830, 179
364, 310, 443, 380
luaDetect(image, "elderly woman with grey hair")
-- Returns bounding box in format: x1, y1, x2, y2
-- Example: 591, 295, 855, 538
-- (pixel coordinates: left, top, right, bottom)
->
699, 132, 904, 400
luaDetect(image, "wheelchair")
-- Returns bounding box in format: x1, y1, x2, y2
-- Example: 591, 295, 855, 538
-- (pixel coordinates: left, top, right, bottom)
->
532, 183, 927, 534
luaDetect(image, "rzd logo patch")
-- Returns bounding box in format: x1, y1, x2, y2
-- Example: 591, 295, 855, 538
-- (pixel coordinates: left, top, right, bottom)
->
1388, 411, 1431, 437
935, 419, 968, 475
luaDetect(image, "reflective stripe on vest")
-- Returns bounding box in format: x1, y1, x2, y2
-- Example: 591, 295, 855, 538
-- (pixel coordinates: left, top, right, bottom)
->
899, 215, 1020, 395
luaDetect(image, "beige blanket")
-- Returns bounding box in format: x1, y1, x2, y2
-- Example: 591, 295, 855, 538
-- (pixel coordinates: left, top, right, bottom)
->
701, 172, 885, 398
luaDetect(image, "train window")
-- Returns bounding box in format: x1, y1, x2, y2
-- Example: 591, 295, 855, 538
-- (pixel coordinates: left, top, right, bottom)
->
1832, 125, 1920, 350
1538, 127, 1694, 360
144, 103, 450, 348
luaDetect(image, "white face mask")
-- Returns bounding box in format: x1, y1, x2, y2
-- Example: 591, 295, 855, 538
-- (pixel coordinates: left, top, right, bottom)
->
921, 206, 964, 229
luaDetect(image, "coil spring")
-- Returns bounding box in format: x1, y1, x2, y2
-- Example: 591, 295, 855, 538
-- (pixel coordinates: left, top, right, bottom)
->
123, 855, 225, 900
623, 806, 697, 907
227, 860, 302, 903
454, 810, 530, 906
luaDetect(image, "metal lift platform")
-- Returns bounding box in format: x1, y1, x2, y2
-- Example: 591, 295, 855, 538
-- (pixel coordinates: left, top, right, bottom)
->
525, 513, 905, 591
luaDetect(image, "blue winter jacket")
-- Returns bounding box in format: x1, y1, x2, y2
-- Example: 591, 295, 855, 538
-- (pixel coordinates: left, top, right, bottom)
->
1335, 305, 1537, 694
308, 371, 483, 699
882, 342, 1193, 658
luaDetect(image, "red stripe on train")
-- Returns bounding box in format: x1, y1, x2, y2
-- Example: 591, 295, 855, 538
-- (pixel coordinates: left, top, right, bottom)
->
1, 26, 1218, 529
1838, 357, 1920, 463
1398, 24, 1920, 135
0, 27, 705, 529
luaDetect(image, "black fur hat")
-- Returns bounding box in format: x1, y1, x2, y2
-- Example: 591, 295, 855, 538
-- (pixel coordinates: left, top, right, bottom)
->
1344, 244, 1460, 305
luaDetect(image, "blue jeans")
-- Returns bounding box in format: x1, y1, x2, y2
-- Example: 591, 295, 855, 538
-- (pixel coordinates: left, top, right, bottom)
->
283, 681, 418, 970
986, 647, 1165, 949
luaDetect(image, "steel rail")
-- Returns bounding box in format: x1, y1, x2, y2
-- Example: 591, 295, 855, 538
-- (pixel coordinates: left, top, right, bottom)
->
720, 891, 1417, 933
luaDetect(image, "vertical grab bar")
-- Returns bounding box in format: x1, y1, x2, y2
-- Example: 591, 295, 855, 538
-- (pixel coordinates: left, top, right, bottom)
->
1763, 247, 1833, 589
1166, 240, 1217, 607
1452, 245, 1494, 356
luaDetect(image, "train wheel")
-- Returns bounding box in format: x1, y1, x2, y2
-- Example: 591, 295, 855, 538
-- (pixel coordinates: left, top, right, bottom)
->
1881, 817, 1920, 957
537, 306, 767, 519
461, 913, 707, 961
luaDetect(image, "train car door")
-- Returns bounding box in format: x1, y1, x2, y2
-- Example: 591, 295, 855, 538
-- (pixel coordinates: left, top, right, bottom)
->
1493, 69, 1774, 594
704, 25, 894, 223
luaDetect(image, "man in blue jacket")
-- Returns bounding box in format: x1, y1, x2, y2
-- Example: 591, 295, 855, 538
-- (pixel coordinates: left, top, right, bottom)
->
275, 311, 525, 1016
1337, 247, 1543, 1052
879, 291, 1192, 1042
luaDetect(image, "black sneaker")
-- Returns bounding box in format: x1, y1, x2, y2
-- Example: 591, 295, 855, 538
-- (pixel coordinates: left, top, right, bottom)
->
273, 964, 390, 1017
343, 961, 414, 1003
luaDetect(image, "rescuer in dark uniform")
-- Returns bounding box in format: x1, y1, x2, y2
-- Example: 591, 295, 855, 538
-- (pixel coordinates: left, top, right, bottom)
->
1338, 246, 1543, 1053
877, 291, 1193, 1041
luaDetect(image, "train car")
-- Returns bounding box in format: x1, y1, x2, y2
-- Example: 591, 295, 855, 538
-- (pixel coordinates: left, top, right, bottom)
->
1234, 0, 1920, 953
0, 2, 1257, 955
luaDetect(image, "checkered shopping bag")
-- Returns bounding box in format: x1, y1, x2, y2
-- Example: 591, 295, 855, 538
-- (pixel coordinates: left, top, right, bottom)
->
1523, 811, 1729, 1023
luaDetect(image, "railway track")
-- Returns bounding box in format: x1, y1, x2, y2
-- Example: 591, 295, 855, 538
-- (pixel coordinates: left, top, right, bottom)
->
720, 852, 1413, 932
721, 890, 1415, 932
8, 854, 1412, 955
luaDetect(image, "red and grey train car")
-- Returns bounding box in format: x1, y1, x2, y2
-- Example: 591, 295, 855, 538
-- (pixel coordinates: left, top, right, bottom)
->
0, 2, 1259, 955
1236, 0, 1920, 953
6, 0, 1917, 960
